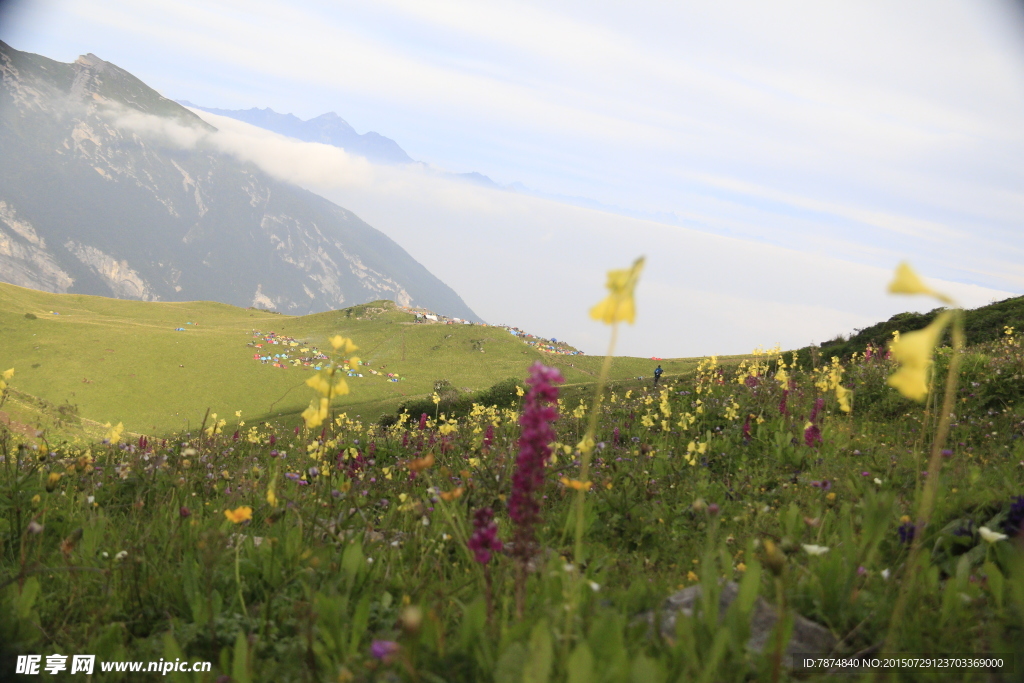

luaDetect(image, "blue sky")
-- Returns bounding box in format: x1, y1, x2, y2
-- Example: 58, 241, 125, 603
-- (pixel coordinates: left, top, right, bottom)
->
2, 0, 1023, 356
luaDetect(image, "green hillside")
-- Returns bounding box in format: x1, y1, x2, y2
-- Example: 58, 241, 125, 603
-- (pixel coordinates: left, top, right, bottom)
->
797, 295, 1024, 363
0, 282, 686, 437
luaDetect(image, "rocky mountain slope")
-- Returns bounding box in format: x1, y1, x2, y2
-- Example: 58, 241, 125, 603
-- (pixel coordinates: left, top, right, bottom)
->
0, 41, 480, 320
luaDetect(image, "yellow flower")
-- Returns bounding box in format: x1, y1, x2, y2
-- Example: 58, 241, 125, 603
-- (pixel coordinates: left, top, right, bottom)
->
560, 477, 593, 491
0, 367, 12, 391
439, 486, 464, 501
836, 385, 851, 413
266, 480, 278, 508
329, 336, 358, 354
408, 452, 435, 472
887, 311, 952, 401
46, 472, 62, 492
888, 261, 955, 304
686, 571, 699, 582
302, 397, 330, 429
224, 506, 253, 523
589, 256, 645, 325
305, 372, 348, 398
104, 421, 124, 444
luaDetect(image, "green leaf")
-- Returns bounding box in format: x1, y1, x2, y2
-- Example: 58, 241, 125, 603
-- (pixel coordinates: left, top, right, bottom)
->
523, 619, 553, 683
232, 631, 252, 683
630, 653, 665, 683
566, 642, 594, 683
13, 576, 40, 619
984, 561, 1005, 610
341, 540, 364, 586
493, 642, 527, 683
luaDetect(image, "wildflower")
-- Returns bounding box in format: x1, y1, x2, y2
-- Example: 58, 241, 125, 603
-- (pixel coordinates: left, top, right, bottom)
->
686, 570, 699, 582
0, 367, 12, 392
45, 472, 62, 492
897, 522, 916, 544
836, 384, 852, 413
467, 507, 503, 564
887, 310, 953, 401
887, 261, 955, 305
560, 477, 592, 491
979, 526, 1008, 543
27, 520, 44, 535
104, 421, 124, 444
370, 640, 400, 663
804, 423, 822, 447
330, 335, 358, 354
302, 397, 330, 429
439, 486, 464, 501
509, 363, 562, 609
408, 452, 435, 473
1002, 496, 1024, 537
224, 506, 253, 524
266, 480, 278, 508
589, 256, 645, 325
179, 506, 191, 518
803, 544, 830, 556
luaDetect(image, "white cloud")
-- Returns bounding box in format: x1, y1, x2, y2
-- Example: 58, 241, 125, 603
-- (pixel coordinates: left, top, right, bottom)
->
162, 109, 1013, 357
3, 0, 1022, 355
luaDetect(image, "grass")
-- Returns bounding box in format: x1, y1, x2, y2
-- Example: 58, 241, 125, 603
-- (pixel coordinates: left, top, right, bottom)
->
2, 281, 1023, 682
0, 282, 686, 437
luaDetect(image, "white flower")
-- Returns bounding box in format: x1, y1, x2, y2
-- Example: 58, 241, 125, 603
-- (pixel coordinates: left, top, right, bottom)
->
979, 526, 1008, 543
873, 478, 882, 485
802, 544, 830, 556
881, 568, 891, 581
114, 550, 128, 561
588, 581, 601, 592
421, 516, 430, 527
87, 496, 95, 504
366, 557, 374, 564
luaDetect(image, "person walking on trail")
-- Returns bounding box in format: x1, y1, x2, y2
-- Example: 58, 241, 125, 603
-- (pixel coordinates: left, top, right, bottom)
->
653, 364, 663, 386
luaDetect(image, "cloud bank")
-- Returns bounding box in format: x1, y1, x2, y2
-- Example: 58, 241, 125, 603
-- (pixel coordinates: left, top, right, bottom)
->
124, 108, 1016, 357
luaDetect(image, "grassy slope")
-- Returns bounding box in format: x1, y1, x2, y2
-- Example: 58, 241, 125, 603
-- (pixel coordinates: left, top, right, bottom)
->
0, 282, 694, 436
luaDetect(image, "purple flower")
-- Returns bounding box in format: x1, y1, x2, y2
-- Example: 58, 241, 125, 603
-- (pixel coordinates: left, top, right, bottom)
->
467, 507, 503, 564
804, 424, 822, 447
1003, 496, 1024, 537
483, 424, 495, 449
370, 640, 400, 662
508, 363, 562, 557
778, 390, 789, 416
898, 522, 916, 544
809, 397, 825, 423
419, 413, 428, 431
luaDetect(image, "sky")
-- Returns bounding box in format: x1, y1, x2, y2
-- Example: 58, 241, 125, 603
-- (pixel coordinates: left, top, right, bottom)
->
2, 0, 1023, 357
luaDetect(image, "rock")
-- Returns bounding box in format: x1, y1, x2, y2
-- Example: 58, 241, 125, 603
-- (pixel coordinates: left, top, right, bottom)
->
642, 582, 836, 659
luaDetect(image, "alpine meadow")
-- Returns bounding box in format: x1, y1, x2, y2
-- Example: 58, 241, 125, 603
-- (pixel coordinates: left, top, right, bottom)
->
3, 5, 1024, 683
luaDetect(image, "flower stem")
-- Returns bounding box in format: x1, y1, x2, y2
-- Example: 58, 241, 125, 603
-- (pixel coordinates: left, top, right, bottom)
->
573, 323, 618, 564
883, 309, 963, 655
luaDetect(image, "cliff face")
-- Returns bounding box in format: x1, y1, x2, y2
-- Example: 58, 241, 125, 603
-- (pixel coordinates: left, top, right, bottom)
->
0, 41, 481, 321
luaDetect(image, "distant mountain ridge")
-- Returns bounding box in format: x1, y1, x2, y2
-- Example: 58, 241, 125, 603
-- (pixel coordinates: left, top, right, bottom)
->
179, 101, 503, 188
177, 101, 413, 165
0, 40, 480, 321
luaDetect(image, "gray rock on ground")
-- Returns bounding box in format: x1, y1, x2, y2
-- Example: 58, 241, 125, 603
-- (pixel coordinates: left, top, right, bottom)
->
642, 581, 837, 659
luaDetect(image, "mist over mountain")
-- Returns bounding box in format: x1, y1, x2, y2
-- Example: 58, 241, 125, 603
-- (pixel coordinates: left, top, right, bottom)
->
0, 40, 480, 321
176, 101, 413, 166
179, 101, 503, 189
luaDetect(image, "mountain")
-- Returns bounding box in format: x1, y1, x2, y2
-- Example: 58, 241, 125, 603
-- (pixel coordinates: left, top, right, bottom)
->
179, 102, 505, 188
0, 41, 480, 321
176, 101, 413, 165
